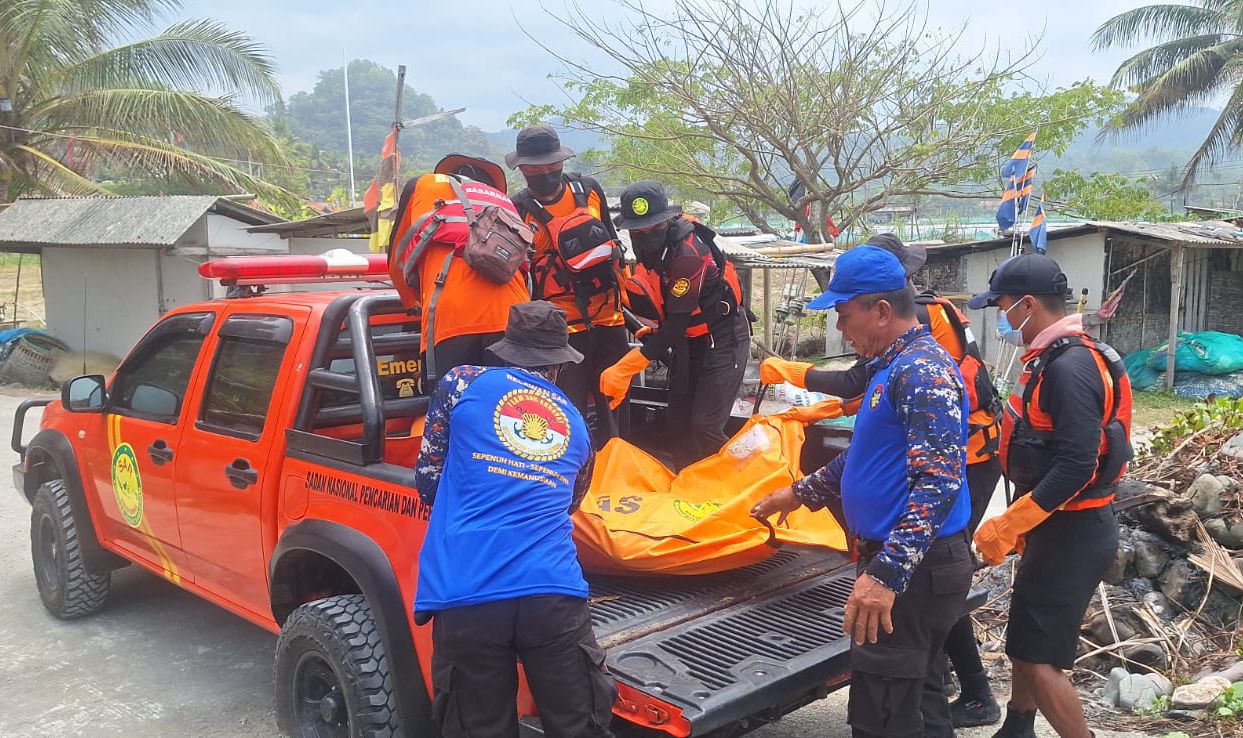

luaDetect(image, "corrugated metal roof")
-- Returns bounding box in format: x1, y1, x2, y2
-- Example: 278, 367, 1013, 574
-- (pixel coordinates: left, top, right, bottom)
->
0, 196, 281, 249
926, 219, 1243, 256
248, 207, 370, 237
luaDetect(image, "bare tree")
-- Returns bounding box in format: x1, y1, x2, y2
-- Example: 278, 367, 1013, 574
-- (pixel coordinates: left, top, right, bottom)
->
516, 0, 1117, 240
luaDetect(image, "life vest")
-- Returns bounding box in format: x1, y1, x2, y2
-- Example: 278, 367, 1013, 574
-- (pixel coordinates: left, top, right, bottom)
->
625, 222, 744, 341
513, 174, 625, 332
914, 293, 1001, 464
1000, 334, 1134, 511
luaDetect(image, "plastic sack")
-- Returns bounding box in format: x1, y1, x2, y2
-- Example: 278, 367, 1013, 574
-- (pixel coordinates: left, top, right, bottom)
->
1124, 349, 1160, 390
571, 400, 850, 575
1148, 331, 1243, 376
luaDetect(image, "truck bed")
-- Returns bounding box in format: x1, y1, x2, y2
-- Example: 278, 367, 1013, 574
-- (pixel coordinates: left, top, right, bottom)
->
587, 545, 857, 735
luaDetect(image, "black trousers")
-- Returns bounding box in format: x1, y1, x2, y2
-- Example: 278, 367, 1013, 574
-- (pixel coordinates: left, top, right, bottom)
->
943, 456, 1004, 681
431, 595, 617, 738
422, 331, 505, 386
667, 319, 750, 467
558, 325, 630, 449
848, 534, 974, 738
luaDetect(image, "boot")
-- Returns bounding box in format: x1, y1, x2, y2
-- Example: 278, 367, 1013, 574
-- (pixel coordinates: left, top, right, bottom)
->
951, 670, 1001, 727
989, 706, 1037, 738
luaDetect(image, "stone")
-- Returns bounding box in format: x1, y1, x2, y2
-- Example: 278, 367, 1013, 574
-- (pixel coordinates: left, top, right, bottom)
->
1121, 643, 1169, 672
1116, 673, 1163, 711
1122, 485, 1200, 543
1220, 432, 1243, 462
1104, 543, 1134, 585
1086, 610, 1141, 645
1145, 672, 1174, 696
1103, 667, 1129, 706
1189, 474, 1226, 518
1216, 475, 1236, 491
1160, 560, 1197, 606
1134, 536, 1170, 578
1142, 591, 1174, 618
1204, 660, 1243, 684
1204, 517, 1243, 550
1170, 676, 1232, 709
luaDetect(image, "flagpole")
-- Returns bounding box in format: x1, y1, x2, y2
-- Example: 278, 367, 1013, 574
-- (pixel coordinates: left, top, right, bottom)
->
344, 51, 357, 206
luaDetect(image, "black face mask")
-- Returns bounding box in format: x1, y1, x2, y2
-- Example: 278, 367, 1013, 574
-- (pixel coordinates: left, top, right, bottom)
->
524, 171, 563, 198
630, 227, 668, 266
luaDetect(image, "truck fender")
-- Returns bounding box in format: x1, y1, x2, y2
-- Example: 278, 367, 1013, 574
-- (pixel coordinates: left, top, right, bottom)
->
271, 519, 435, 737
23, 429, 126, 575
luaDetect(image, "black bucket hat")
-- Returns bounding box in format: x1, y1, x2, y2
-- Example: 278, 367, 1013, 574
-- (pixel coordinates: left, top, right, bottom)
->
434, 154, 507, 194
613, 180, 683, 230
504, 125, 575, 169
487, 302, 584, 367
866, 233, 926, 278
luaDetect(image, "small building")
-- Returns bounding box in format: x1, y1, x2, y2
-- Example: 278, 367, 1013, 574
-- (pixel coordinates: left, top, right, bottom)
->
923, 220, 1243, 387
0, 196, 285, 357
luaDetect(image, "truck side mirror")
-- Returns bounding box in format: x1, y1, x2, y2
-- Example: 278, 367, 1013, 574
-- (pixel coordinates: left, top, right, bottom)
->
63, 375, 107, 413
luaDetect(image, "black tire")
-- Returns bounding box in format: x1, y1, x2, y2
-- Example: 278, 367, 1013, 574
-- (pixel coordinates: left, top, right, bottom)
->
30, 479, 110, 618
275, 594, 399, 738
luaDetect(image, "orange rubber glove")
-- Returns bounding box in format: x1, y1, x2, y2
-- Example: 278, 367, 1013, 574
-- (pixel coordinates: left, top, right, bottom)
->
974, 494, 1052, 566
759, 357, 813, 388
599, 348, 650, 410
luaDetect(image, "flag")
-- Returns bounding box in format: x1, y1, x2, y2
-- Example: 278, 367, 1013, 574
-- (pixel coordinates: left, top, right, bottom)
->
1029, 199, 1047, 254
996, 165, 1037, 232
1097, 271, 1136, 321
364, 127, 401, 253
1001, 131, 1036, 181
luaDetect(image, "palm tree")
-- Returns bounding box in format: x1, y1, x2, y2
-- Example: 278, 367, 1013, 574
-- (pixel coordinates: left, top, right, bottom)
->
1094, 1, 1243, 184
0, 0, 290, 202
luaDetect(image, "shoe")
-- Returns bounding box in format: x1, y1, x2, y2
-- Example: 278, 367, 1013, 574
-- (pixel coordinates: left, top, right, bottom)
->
990, 706, 1037, 738
951, 694, 1002, 728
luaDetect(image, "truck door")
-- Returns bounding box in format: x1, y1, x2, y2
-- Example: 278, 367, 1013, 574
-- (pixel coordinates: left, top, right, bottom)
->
93, 310, 218, 584
174, 309, 305, 617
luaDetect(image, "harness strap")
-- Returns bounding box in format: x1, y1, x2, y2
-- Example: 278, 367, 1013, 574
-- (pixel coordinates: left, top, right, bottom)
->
423, 250, 457, 383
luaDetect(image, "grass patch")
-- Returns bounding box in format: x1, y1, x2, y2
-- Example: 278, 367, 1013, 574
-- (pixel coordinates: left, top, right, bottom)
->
1133, 389, 1199, 431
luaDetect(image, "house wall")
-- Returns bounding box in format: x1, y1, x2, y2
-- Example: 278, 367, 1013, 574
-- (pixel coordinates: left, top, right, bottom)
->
42, 247, 161, 358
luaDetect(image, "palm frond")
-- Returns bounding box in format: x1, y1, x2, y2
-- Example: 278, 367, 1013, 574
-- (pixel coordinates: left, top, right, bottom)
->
1107, 36, 1243, 134
1092, 3, 1226, 51
1182, 79, 1243, 182
12, 144, 112, 197
58, 19, 281, 106
1110, 33, 1231, 87
31, 87, 287, 164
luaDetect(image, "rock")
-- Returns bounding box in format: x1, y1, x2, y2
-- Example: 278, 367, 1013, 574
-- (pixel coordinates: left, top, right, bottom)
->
1189, 474, 1226, 518
1104, 542, 1134, 585
1205, 517, 1243, 550
1118, 482, 1200, 543
1085, 609, 1141, 645
1203, 660, 1243, 683
1216, 475, 1236, 491
1145, 672, 1174, 696
1121, 643, 1169, 672
1142, 591, 1174, 618
1220, 432, 1243, 462
1170, 676, 1232, 709
1117, 673, 1164, 711
1103, 667, 1129, 706
1134, 535, 1170, 578
1160, 560, 1197, 606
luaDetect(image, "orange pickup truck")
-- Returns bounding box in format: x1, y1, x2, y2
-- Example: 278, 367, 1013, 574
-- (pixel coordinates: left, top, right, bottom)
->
12, 256, 966, 737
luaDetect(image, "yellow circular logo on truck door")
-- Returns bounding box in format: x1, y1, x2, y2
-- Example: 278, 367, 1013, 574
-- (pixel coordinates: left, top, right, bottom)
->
111, 442, 144, 527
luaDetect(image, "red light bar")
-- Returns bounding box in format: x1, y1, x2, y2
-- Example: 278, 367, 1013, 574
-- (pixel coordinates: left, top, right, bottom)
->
199, 249, 390, 286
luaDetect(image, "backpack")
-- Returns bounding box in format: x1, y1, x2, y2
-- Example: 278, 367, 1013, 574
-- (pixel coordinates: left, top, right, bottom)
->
513, 175, 623, 326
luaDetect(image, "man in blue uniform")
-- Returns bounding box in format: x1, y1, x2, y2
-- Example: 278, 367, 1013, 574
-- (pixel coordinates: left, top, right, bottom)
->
752, 245, 974, 738
414, 301, 616, 738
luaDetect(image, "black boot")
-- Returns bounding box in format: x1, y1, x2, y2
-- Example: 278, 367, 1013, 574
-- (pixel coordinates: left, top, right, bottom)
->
951, 670, 1001, 727
990, 706, 1037, 738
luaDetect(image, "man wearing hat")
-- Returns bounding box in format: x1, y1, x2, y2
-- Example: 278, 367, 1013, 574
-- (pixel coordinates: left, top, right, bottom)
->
601, 180, 750, 466
413, 301, 616, 738
507, 124, 629, 448
387, 154, 530, 387
760, 233, 1004, 727
967, 254, 1131, 738
752, 245, 974, 738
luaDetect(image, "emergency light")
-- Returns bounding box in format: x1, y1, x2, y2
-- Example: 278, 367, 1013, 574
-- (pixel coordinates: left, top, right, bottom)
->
199, 249, 390, 286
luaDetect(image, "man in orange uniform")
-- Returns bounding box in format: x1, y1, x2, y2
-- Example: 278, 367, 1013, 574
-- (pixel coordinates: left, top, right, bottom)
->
388, 154, 530, 386
508, 125, 628, 447
969, 254, 1132, 738
761, 234, 1003, 727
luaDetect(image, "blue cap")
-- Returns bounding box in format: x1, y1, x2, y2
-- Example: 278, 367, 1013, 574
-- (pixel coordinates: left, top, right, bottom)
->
807, 245, 908, 310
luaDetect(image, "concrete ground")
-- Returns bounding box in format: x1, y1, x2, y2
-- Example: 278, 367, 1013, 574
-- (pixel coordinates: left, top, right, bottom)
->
0, 389, 1155, 737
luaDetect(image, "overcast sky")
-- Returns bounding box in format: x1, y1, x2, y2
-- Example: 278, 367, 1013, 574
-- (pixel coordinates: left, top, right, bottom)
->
172, 0, 1143, 131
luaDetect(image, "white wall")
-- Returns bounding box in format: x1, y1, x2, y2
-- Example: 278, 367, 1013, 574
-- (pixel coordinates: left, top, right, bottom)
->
42, 247, 161, 359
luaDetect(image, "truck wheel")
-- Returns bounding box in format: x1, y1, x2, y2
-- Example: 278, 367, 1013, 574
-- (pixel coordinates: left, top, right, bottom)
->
275, 594, 399, 738
30, 479, 111, 618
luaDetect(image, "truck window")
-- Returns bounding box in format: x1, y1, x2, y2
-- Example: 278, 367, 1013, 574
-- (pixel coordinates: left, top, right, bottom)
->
198, 315, 294, 440
111, 311, 215, 422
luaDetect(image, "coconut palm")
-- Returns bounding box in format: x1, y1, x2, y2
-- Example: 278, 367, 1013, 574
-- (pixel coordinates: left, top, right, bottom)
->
0, 0, 290, 202
1094, 1, 1243, 184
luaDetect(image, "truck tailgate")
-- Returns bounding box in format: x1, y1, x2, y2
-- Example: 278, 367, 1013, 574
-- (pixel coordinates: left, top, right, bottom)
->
587, 545, 856, 735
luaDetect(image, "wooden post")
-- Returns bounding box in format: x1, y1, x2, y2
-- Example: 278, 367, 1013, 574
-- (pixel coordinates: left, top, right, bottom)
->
762, 268, 771, 349
1166, 245, 1184, 389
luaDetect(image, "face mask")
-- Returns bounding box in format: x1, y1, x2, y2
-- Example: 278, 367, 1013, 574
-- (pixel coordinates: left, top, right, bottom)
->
630, 228, 667, 265
524, 171, 562, 198
1000, 299, 1031, 346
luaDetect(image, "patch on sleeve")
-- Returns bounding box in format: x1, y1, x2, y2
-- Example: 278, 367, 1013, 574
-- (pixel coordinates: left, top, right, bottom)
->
869, 383, 885, 410
670, 278, 691, 297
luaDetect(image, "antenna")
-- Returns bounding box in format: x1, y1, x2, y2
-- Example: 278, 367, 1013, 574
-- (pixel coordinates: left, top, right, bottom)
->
343, 52, 357, 206
81, 273, 87, 375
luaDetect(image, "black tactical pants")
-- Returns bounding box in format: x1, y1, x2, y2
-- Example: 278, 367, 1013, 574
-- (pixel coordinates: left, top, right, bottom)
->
559, 325, 630, 449
668, 317, 750, 467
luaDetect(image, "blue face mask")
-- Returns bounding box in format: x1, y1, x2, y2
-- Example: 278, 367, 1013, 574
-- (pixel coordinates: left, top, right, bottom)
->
998, 301, 1029, 346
